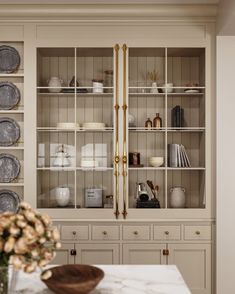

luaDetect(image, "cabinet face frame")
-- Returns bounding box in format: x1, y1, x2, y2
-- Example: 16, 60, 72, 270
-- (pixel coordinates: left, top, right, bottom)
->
53, 242, 75, 265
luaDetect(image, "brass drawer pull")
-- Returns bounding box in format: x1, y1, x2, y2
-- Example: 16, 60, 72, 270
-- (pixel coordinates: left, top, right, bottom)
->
102, 231, 108, 235
164, 231, 169, 235
133, 231, 139, 235
195, 231, 201, 235
72, 231, 77, 235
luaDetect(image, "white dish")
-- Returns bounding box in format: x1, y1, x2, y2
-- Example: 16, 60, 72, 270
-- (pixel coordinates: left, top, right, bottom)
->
184, 89, 200, 93
56, 122, 80, 129
81, 160, 99, 168
162, 83, 174, 93
82, 122, 106, 129
149, 157, 164, 167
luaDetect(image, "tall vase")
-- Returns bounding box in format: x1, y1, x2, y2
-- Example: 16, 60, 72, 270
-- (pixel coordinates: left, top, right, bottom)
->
0, 266, 18, 294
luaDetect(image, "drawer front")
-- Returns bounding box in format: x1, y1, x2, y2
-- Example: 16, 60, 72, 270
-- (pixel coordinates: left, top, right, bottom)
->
92, 225, 119, 240
123, 225, 150, 240
154, 225, 181, 241
184, 225, 211, 241
61, 225, 89, 241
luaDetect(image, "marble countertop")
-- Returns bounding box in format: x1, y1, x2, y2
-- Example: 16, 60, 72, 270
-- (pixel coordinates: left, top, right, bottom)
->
14, 265, 191, 294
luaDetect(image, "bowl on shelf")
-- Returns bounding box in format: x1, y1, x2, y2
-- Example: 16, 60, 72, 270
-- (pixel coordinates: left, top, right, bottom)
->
162, 83, 174, 93
149, 157, 164, 167
82, 122, 106, 130
42, 264, 104, 294
56, 122, 80, 129
81, 160, 99, 168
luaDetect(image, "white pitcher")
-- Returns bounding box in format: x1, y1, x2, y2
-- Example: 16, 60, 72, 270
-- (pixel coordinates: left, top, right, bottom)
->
169, 187, 186, 208
55, 187, 70, 207
48, 77, 63, 93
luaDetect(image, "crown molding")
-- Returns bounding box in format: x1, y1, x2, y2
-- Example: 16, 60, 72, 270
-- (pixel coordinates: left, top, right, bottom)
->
0, 4, 217, 21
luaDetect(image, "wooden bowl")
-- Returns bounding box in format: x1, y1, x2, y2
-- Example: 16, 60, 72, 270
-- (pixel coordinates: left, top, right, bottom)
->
42, 264, 104, 294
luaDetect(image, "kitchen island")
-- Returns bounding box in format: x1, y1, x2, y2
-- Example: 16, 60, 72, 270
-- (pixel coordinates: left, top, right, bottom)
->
13, 265, 190, 294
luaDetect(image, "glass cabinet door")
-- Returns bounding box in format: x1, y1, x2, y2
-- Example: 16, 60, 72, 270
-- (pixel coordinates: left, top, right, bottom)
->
36, 47, 116, 215
124, 46, 206, 217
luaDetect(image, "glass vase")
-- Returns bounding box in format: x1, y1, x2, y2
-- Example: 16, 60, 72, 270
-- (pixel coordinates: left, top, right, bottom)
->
0, 266, 18, 294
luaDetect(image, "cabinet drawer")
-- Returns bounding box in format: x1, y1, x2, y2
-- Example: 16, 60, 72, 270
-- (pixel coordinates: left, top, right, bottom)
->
61, 225, 89, 240
154, 225, 181, 241
123, 225, 150, 240
92, 225, 119, 240
184, 225, 211, 241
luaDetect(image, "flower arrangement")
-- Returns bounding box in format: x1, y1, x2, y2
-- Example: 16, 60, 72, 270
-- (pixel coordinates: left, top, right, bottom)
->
0, 202, 61, 280
147, 70, 160, 82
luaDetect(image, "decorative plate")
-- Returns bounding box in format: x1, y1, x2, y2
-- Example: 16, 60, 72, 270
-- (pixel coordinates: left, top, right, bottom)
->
0, 117, 20, 146
0, 82, 21, 110
0, 189, 21, 213
0, 46, 21, 73
0, 154, 20, 183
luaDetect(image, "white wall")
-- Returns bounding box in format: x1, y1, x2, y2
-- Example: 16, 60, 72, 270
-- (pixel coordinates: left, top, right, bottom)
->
217, 36, 235, 294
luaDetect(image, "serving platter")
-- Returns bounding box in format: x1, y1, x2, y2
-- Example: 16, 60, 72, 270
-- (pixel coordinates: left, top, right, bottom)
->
0, 82, 21, 110
0, 154, 20, 183
0, 189, 21, 213
0, 117, 20, 146
0, 45, 21, 73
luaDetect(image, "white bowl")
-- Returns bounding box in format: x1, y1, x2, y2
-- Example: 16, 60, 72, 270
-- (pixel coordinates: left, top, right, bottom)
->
162, 83, 174, 93
82, 122, 106, 129
149, 157, 164, 167
81, 160, 99, 168
56, 122, 80, 129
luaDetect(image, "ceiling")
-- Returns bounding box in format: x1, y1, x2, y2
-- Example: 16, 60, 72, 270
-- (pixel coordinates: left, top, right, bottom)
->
0, 0, 220, 4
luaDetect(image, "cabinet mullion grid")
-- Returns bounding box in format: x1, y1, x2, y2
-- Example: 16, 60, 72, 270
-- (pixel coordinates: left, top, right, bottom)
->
165, 47, 168, 209
74, 47, 77, 210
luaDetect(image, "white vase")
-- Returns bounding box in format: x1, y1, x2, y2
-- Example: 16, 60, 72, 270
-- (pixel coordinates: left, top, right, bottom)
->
150, 82, 159, 93
48, 77, 63, 93
169, 187, 186, 208
55, 187, 70, 207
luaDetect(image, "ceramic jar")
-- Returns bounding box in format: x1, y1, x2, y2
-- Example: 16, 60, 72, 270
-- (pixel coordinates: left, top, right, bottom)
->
48, 77, 63, 93
150, 82, 159, 93
169, 187, 186, 208
55, 187, 70, 207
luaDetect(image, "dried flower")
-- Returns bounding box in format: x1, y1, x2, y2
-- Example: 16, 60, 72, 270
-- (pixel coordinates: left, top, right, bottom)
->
14, 238, 28, 254
51, 228, 60, 241
35, 220, 45, 236
41, 270, 52, 280
55, 242, 62, 249
147, 70, 160, 82
24, 262, 37, 273
4, 236, 16, 253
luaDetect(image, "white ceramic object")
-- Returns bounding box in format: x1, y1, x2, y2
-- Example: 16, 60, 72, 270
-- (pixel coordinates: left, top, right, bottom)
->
47, 77, 63, 93
149, 157, 164, 167
82, 122, 105, 129
162, 83, 174, 93
150, 82, 159, 93
53, 145, 70, 167
128, 114, 135, 126
56, 122, 80, 129
81, 160, 99, 168
55, 187, 70, 207
92, 81, 104, 93
169, 187, 186, 208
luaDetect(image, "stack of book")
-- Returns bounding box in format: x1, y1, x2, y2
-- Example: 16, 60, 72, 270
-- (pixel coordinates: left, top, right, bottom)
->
168, 144, 191, 167
171, 105, 184, 127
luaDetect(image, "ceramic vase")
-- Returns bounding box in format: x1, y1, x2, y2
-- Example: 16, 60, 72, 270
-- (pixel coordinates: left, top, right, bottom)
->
48, 77, 63, 93
169, 187, 186, 208
55, 187, 70, 207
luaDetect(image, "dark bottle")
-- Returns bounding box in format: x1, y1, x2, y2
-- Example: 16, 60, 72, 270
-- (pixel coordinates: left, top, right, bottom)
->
153, 113, 162, 128
145, 118, 152, 129
69, 76, 79, 87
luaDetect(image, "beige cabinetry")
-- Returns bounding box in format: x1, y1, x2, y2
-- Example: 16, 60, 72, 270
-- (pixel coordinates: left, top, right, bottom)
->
53, 243, 75, 265
168, 243, 211, 294
75, 244, 120, 265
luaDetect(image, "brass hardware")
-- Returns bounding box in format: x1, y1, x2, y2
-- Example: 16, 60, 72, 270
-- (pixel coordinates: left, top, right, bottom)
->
164, 231, 169, 235
133, 231, 138, 235
70, 249, 77, 256
102, 231, 108, 235
163, 249, 169, 256
122, 44, 128, 220
72, 231, 76, 235
195, 231, 201, 235
114, 44, 120, 219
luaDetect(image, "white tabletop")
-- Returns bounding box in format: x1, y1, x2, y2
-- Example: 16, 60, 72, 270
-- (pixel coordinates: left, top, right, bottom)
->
14, 265, 191, 294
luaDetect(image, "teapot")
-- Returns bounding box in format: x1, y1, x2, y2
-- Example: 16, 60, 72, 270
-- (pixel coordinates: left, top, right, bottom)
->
53, 144, 70, 167
48, 77, 63, 93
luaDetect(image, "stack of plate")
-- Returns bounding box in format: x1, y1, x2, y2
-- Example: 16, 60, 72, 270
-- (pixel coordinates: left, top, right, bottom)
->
56, 122, 80, 129
82, 122, 105, 130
